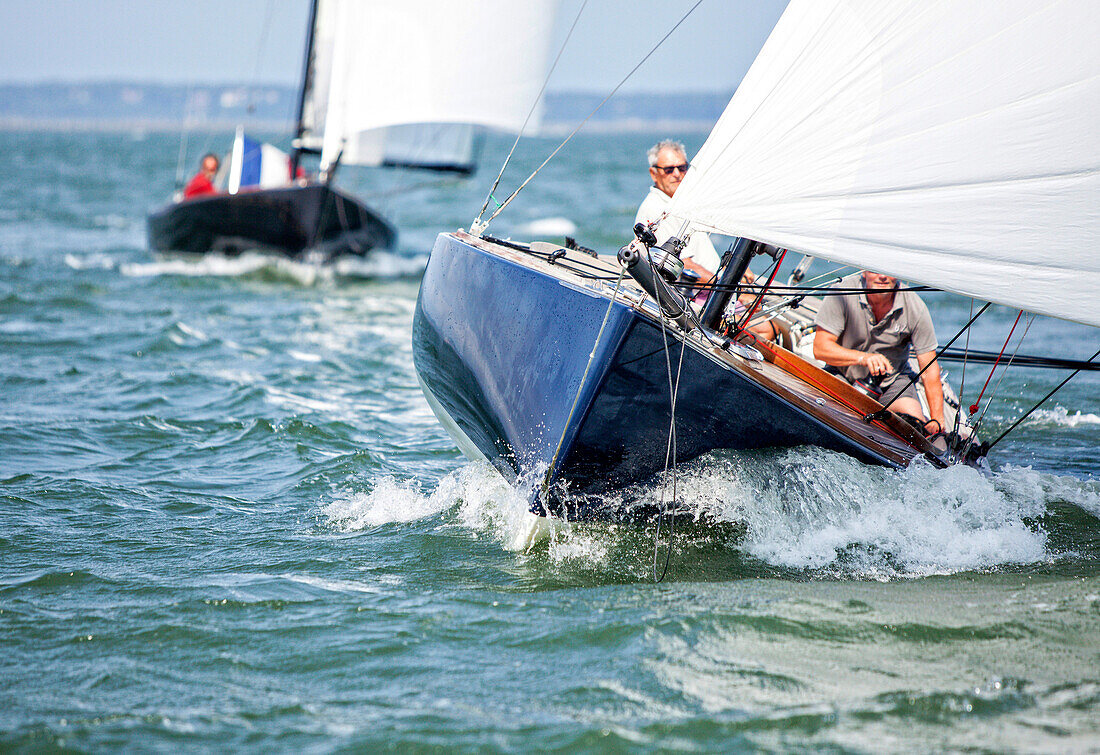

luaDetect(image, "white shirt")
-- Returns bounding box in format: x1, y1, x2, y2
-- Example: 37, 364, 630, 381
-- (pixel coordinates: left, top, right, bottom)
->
634, 186, 721, 273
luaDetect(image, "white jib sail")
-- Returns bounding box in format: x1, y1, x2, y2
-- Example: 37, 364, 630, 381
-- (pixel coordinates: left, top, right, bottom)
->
670, 0, 1100, 327
309, 0, 559, 170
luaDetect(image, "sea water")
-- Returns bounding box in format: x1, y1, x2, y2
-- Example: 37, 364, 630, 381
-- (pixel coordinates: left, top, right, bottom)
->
2, 129, 1099, 751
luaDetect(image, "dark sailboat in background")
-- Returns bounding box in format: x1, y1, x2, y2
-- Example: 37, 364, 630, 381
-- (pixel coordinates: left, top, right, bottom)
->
146, 141, 396, 258
413, 0, 1099, 525
148, 0, 560, 260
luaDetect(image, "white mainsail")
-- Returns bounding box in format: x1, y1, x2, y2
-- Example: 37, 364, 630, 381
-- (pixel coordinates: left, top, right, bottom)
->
301, 0, 559, 172
670, 0, 1100, 327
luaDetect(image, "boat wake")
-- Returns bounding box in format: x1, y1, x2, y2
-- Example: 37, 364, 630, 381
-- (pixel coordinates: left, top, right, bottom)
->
120, 252, 324, 285
329, 250, 428, 279
513, 216, 579, 238
322, 466, 557, 551
323, 476, 455, 530
63, 252, 119, 271
323, 449, 1100, 580
1025, 406, 1100, 428
114, 249, 427, 285
697, 449, 1053, 577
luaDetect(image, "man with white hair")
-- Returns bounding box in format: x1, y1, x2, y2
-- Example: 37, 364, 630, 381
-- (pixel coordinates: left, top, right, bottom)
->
636, 140, 775, 339
634, 139, 720, 280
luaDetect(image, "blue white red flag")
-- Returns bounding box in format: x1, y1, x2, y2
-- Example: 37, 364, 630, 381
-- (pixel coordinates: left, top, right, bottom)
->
227, 127, 292, 193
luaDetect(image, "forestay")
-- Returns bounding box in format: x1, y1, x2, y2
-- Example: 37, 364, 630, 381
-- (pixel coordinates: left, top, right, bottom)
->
300, 0, 558, 172
670, 0, 1100, 327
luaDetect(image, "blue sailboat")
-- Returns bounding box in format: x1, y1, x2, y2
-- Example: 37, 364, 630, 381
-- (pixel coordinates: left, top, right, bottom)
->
413, 0, 1099, 522
414, 233, 951, 521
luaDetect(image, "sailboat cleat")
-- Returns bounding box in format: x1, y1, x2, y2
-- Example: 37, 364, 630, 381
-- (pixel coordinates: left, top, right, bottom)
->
720, 338, 764, 362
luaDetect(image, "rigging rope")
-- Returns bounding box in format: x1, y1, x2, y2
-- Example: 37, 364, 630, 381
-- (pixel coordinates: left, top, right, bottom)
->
986, 345, 1100, 452
689, 282, 935, 295
939, 348, 1100, 372
473, 0, 589, 230
333, 191, 364, 255
954, 299, 975, 437
247, 2, 278, 115
652, 260, 688, 583
541, 267, 628, 503
174, 93, 192, 189
734, 249, 786, 335
869, 303, 991, 420
173, 83, 210, 189
974, 314, 1034, 431
475, 0, 706, 232
969, 310, 1023, 415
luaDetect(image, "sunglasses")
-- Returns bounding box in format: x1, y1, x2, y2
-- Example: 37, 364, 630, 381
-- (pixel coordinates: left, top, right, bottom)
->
655, 163, 690, 175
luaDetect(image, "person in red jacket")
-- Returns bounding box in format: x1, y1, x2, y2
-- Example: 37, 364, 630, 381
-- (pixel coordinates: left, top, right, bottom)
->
183, 153, 220, 199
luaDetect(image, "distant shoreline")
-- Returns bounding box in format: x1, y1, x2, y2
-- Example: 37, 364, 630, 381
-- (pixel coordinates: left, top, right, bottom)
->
0, 118, 717, 136
0, 81, 728, 136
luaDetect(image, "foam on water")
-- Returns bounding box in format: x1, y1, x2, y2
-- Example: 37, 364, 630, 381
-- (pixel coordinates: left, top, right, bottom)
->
0, 318, 39, 334
514, 216, 578, 237
323, 476, 454, 530
171, 321, 209, 344
996, 463, 1100, 518
114, 249, 427, 283
570, 448, 1070, 577
1026, 406, 1100, 428
323, 449, 1092, 579
64, 252, 118, 270
330, 250, 427, 279
721, 451, 1052, 577
323, 464, 582, 554
121, 252, 322, 285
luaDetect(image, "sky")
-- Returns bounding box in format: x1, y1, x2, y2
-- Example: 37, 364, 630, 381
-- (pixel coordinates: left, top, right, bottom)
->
0, 0, 789, 93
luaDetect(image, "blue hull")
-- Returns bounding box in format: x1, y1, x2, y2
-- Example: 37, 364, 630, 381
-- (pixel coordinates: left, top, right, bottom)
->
413, 232, 919, 520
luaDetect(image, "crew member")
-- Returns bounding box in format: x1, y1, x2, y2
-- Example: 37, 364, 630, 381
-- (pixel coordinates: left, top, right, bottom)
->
813, 270, 945, 434
635, 140, 720, 279
636, 140, 774, 340
183, 153, 220, 199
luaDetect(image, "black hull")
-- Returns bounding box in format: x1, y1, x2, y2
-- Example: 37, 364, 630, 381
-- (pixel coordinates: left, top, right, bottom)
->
413, 232, 941, 522
147, 184, 396, 258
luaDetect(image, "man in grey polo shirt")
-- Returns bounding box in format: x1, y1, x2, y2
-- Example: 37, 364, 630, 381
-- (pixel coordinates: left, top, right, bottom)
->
813, 270, 946, 434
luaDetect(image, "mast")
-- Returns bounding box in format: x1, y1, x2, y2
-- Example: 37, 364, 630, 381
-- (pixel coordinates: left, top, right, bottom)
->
290, 0, 320, 176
